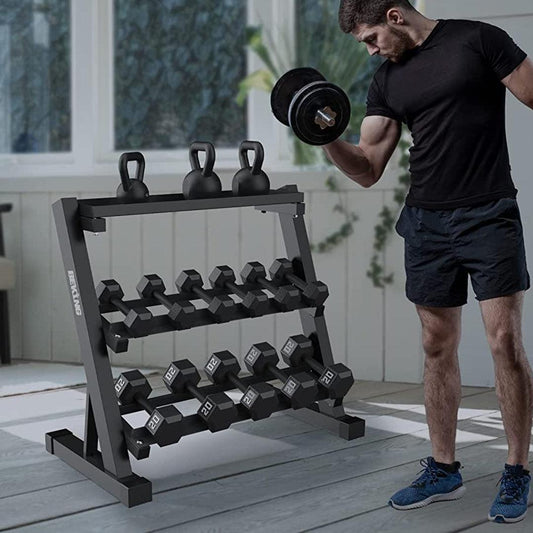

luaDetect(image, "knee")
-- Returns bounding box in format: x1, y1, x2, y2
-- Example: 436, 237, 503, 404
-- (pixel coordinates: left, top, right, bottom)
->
488, 329, 523, 364
422, 330, 459, 359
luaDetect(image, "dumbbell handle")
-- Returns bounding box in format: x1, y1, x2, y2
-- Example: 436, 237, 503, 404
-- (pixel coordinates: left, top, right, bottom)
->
254, 276, 285, 298
266, 363, 289, 383
226, 372, 247, 394
302, 354, 323, 375
133, 393, 155, 415
110, 296, 132, 316
184, 382, 207, 404
191, 286, 216, 305
152, 290, 173, 310
224, 280, 247, 300
283, 271, 308, 291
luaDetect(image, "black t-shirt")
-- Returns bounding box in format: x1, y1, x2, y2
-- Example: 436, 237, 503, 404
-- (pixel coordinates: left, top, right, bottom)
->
365, 19, 527, 209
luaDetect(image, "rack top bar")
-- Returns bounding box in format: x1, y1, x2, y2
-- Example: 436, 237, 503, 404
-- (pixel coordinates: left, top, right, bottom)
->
77, 185, 303, 218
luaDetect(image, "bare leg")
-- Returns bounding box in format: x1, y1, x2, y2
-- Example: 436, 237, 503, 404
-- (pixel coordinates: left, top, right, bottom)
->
416, 305, 463, 464
479, 291, 533, 469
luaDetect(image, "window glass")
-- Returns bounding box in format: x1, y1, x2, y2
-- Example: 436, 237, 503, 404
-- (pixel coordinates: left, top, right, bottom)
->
114, 0, 248, 151
0, 0, 71, 154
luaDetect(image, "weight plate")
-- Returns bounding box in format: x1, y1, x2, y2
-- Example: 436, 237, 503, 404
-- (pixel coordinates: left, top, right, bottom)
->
288, 81, 351, 146
271, 68, 325, 126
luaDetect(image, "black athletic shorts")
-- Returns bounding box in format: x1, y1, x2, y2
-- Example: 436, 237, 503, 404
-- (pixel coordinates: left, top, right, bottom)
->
395, 197, 530, 307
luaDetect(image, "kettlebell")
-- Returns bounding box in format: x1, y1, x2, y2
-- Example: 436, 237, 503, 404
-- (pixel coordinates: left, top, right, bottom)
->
182, 142, 222, 200
232, 141, 270, 196
116, 152, 150, 202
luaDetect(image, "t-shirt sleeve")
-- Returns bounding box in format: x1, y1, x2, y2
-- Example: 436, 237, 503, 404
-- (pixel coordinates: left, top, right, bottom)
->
365, 74, 402, 122
479, 22, 527, 80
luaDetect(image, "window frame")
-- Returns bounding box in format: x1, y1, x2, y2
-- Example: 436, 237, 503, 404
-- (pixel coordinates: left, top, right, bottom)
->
0, 0, 295, 178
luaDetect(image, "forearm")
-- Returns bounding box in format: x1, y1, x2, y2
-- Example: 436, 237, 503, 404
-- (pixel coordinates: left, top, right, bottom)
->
322, 140, 375, 188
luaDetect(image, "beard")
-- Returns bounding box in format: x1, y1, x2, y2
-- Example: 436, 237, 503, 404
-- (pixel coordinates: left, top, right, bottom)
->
387, 26, 418, 63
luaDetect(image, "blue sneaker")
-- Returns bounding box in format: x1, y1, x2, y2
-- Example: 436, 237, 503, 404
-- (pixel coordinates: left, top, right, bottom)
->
488, 464, 531, 523
389, 457, 466, 510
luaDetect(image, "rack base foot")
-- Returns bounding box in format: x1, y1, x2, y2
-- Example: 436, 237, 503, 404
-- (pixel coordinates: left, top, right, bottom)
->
46, 429, 152, 507
288, 405, 365, 440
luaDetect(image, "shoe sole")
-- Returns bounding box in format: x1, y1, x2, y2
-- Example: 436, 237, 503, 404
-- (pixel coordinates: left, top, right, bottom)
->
389, 485, 466, 510
487, 509, 527, 524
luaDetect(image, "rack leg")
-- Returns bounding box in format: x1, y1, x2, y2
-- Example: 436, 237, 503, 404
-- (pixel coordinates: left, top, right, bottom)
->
46, 430, 152, 507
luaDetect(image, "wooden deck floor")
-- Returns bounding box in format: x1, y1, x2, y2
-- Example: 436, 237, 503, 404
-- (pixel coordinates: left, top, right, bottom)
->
0, 366, 531, 532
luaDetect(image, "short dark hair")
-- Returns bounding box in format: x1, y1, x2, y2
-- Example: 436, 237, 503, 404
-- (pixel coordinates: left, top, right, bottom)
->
338, 0, 415, 33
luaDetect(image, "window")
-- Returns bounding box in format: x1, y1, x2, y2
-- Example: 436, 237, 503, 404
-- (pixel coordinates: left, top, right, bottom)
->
113, 0, 248, 151
0, 0, 70, 154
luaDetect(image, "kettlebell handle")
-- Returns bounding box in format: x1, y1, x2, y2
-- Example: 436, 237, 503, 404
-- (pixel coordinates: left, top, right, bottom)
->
119, 152, 146, 191
239, 141, 264, 175
189, 142, 216, 177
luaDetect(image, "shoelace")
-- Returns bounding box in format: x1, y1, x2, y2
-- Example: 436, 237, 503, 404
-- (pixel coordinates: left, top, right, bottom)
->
495, 472, 528, 503
411, 458, 447, 487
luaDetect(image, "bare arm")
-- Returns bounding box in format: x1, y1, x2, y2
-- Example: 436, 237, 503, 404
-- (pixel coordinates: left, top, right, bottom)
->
322, 115, 401, 188
502, 57, 533, 110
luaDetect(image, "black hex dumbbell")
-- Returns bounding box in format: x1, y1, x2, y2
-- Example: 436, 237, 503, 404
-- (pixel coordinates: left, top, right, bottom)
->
205, 350, 279, 420
163, 359, 238, 432
244, 342, 318, 409
209, 265, 269, 318
175, 270, 235, 323
96, 279, 153, 336
136, 274, 196, 329
269, 259, 328, 306
281, 334, 354, 399
115, 369, 183, 447
240, 262, 300, 311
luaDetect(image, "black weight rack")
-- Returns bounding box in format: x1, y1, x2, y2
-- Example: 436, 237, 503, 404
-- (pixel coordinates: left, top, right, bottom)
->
46, 184, 365, 507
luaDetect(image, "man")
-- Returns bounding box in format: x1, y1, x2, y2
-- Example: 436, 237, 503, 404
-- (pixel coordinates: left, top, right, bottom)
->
324, 0, 533, 524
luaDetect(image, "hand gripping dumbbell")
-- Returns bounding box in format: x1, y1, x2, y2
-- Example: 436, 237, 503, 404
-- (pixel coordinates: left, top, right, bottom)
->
115, 369, 183, 447
136, 274, 196, 329
244, 342, 318, 409
96, 279, 153, 336
175, 269, 235, 323
205, 350, 279, 420
281, 335, 354, 399
240, 262, 300, 311
271, 67, 351, 146
209, 265, 269, 318
163, 359, 238, 432
269, 258, 329, 307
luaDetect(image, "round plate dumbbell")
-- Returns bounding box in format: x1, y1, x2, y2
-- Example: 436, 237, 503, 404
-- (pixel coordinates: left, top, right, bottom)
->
244, 342, 318, 409
115, 369, 183, 447
281, 335, 354, 399
163, 359, 238, 432
205, 350, 279, 420
271, 67, 351, 146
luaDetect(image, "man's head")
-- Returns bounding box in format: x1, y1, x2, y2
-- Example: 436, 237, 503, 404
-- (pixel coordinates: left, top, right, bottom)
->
338, 0, 418, 63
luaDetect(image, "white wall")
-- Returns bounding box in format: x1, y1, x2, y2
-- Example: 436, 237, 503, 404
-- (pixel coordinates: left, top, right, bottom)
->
424, 0, 533, 386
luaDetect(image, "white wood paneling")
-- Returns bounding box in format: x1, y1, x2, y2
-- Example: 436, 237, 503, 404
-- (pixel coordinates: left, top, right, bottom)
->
424, 0, 533, 19
0, 193, 21, 359
311, 191, 348, 366
383, 191, 423, 384
347, 190, 384, 381
20, 193, 51, 361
